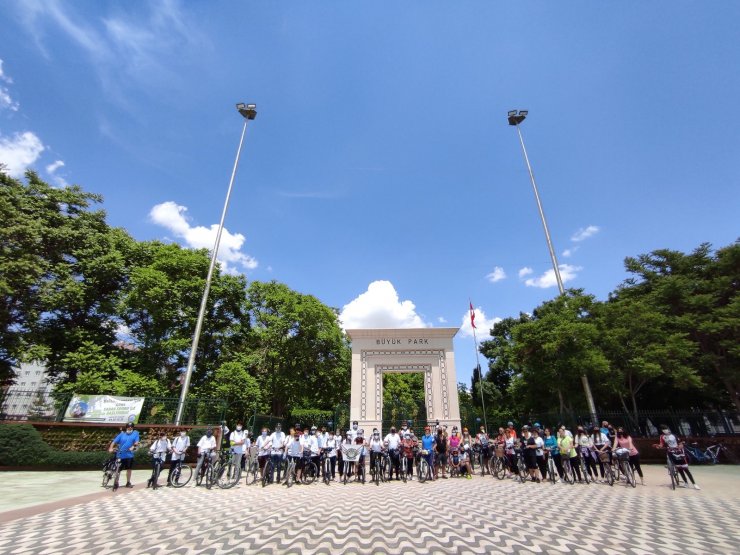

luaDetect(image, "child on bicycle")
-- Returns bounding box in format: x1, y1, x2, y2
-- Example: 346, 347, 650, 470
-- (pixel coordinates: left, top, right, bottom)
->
655, 426, 700, 490
148, 430, 171, 488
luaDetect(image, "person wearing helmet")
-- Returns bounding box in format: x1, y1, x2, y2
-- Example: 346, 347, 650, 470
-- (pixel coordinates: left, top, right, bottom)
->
420, 425, 436, 480
434, 425, 448, 479
147, 430, 171, 489
108, 422, 140, 489
384, 426, 402, 480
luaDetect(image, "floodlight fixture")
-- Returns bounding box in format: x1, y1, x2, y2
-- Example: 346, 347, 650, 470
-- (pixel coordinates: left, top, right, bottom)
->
507, 109, 527, 126
236, 102, 257, 120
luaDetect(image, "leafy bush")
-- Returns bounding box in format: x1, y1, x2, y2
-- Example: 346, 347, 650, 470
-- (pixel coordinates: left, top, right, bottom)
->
289, 408, 333, 429
1, 424, 152, 467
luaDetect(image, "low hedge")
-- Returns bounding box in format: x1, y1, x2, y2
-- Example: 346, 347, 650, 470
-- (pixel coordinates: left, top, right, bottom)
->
0, 424, 168, 467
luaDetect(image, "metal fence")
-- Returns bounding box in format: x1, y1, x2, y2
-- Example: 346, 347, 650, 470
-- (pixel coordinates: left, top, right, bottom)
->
471, 409, 739, 438
0, 390, 228, 426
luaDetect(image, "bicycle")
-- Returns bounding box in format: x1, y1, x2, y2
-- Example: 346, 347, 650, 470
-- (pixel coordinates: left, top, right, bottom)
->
261, 457, 275, 488
475, 444, 491, 477
546, 451, 557, 484
448, 450, 462, 478
666, 452, 681, 490
196, 449, 216, 489
102, 456, 120, 489
148, 453, 166, 489
370, 451, 385, 486
613, 448, 636, 488
598, 451, 614, 486
684, 442, 733, 464
320, 450, 333, 485
577, 451, 591, 485
284, 456, 299, 488
302, 454, 319, 485
243, 453, 261, 486
416, 449, 433, 483
215, 449, 241, 489
561, 456, 575, 485
168, 459, 192, 488
515, 450, 528, 483
491, 446, 507, 480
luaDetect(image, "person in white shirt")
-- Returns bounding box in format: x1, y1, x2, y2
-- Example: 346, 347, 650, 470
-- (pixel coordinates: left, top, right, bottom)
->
384, 427, 402, 480
148, 431, 171, 489
229, 422, 248, 471
194, 427, 218, 486
167, 430, 190, 486
322, 430, 338, 480
300, 427, 320, 474
256, 427, 271, 475
348, 421, 359, 441
286, 430, 304, 482
368, 429, 384, 477
532, 428, 547, 481
267, 424, 286, 483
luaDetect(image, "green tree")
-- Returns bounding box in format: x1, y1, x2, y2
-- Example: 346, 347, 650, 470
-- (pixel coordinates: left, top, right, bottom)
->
244, 281, 350, 415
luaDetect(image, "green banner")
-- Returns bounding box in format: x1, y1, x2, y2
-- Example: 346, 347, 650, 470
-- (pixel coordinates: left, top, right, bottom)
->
63, 394, 145, 424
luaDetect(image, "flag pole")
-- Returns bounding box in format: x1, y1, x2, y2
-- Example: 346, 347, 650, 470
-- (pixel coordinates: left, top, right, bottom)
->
469, 300, 489, 434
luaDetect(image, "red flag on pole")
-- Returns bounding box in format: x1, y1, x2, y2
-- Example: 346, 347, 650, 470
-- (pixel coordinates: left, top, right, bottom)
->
469, 302, 476, 329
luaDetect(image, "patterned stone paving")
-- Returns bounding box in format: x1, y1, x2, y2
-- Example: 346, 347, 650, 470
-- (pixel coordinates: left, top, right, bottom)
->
0, 466, 738, 554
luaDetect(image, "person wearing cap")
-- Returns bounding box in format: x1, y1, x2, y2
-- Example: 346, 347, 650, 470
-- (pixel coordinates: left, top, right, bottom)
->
108, 422, 140, 489
384, 426, 402, 480
194, 427, 218, 486
147, 430, 171, 489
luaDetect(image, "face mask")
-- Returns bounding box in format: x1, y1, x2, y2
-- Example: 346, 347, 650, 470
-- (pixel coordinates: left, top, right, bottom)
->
328, 435, 334, 440
261, 432, 267, 437
662, 430, 669, 435
353, 425, 358, 430
374, 434, 379, 438
180, 431, 186, 437
236, 426, 242, 431
310, 431, 315, 435
126, 429, 133, 434
206, 432, 212, 438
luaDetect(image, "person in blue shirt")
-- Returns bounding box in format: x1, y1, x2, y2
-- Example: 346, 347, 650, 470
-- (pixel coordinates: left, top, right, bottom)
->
420, 426, 436, 481
108, 422, 140, 489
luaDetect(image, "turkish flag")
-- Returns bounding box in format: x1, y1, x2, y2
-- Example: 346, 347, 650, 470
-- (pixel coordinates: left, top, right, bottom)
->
469, 302, 476, 329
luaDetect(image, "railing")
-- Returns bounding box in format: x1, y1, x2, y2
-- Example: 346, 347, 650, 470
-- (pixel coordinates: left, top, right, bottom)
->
0, 390, 227, 426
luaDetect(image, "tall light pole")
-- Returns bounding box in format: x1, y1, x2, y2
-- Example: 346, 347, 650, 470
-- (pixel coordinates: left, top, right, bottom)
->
175, 103, 257, 426
507, 109, 598, 424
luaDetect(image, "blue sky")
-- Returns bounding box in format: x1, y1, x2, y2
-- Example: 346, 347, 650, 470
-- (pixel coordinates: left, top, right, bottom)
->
1, 1, 739, 389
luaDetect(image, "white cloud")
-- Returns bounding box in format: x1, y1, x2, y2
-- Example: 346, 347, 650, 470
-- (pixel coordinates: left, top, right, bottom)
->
562, 246, 579, 258
339, 281, 427, 329
437, 316, 447, 324
524, 264, 582, 289
459, 306, 501, 341
0, 59, 19, 112
518, 267, 533, 278
149, 201, 258, 274
45, 159, 68, 186
485, 266, 506, 283
571, 225, 600, 242
0, 132, 45, 177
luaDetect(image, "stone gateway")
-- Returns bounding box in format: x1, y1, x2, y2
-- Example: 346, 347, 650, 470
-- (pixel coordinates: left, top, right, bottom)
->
346, 328, 462, 434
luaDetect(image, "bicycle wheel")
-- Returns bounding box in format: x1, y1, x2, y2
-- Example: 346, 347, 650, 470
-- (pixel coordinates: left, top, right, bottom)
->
581, 460, 590, 484
261, 460, 272, 488
479, 453, 486, 477
152, 461, 163, 489
669, 466, 677, 490
418, 459, 429, 483
102, 468, 113, 488
604, 464, 614, 486
548, 459, 556, 484
624, 462, 636, 488
205, 465, 214, 489
303, 462, 318, 484
170, 463, 192, 488
245, 460, 258, 486
561, 459, 573, 484
286, 463, 295, 488
112, 462, 122, 491
217, 459, 240, 489
323, 459, 331, 485
401, 458, 407, 483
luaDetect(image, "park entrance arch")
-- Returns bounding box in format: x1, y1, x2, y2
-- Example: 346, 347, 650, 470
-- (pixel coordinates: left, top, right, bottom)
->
346, 328, 461, 434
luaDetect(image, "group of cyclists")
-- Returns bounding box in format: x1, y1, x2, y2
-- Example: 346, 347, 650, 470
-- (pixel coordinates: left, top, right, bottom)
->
106, 418, 700, 490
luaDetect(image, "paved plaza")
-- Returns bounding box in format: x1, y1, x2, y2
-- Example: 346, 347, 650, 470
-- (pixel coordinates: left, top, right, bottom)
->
0, 465, 738, 554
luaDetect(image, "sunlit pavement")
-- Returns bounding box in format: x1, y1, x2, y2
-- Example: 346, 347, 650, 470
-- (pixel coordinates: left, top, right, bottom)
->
0, 465, 738, 554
